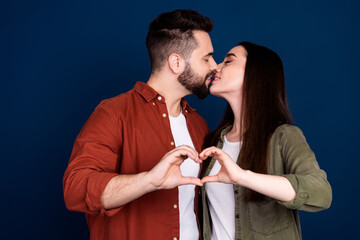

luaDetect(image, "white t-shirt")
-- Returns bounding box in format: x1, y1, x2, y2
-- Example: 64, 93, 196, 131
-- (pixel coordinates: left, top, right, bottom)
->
205, 135, 242, 240
169, 112, 199, 240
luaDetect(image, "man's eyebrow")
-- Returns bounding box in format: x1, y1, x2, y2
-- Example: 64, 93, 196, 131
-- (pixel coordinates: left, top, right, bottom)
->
225, 53, 236, 58
203, 52, 214, 57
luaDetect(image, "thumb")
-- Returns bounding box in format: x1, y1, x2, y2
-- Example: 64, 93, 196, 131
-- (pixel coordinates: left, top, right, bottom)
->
200, 175, 219, 184
180, 177, 203, 186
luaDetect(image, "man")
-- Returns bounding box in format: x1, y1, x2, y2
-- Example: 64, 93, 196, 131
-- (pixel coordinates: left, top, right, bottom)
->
63, 9, 218, 240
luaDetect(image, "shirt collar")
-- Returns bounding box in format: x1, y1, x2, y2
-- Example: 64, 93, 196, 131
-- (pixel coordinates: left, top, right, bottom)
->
133, 81, 195, 112
181, 98, 195, 112
134, 81, 158, 102
220, 125, 233, 142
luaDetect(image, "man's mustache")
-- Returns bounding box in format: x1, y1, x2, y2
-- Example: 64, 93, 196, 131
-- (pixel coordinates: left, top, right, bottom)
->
205, 71, 216, 81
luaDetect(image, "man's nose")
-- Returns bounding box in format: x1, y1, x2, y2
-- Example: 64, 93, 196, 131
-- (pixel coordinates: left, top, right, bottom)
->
216, 63, 223, 71
210, 59, 220, 72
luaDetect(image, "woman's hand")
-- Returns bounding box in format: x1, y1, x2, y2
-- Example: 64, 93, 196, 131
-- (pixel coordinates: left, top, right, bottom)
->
200, 147, 296, 202
199, 146, 245, 185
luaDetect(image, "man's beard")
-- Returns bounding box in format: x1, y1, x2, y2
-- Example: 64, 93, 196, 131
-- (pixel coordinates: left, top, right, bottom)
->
177, 62, 214, 99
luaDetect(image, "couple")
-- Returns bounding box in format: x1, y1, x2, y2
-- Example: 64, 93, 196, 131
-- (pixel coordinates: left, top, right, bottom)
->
63, 9, 332, 240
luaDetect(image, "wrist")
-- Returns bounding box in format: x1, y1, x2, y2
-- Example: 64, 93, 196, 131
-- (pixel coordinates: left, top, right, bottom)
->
236, 169, 251, 186
143, 171, 161, 192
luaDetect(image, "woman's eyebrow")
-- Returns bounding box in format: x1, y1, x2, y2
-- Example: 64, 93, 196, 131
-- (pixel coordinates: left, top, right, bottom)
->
225, 53, 236, 58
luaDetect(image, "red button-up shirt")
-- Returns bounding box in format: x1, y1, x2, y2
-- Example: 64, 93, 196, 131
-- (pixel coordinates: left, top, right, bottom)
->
63, 82, 209, 240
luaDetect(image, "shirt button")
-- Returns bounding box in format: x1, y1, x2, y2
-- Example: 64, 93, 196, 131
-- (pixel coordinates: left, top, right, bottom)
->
171, 141, 174, 146
173, 238, 178, 240
235, 214, 240, 219
185, 109, 188, 113
158, 96, 162, 101
162, 113, 167, 118
234, 190, 239, 194
173, 204, 177, 209
152, 102, 155, 106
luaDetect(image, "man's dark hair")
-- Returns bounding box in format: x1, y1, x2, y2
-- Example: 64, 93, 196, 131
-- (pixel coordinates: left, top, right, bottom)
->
146, 9, 213, 72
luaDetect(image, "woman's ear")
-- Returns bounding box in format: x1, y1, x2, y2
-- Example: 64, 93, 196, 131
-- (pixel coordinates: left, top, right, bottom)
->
168, 53, 185, 74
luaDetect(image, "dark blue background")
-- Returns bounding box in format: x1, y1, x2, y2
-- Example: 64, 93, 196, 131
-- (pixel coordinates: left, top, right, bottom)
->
2, 0, 359, 239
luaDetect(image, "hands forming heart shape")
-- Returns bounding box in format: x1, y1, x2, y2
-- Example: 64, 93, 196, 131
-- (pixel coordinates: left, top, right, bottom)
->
147, 145, 245, 190
146, 145, 298, 203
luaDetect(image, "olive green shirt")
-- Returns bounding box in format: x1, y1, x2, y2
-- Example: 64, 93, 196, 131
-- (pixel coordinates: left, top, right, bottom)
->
200, 124, 332, 240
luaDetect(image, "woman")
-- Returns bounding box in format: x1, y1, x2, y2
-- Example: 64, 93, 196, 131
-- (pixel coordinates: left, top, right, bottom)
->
199, 42, 332, 240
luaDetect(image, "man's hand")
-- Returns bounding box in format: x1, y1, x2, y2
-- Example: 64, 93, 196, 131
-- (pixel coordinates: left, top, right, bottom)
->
146, 145, 203, 190
101, 145, 202, 210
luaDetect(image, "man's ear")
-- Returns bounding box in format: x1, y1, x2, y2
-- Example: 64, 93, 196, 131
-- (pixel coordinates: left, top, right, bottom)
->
168, 53, 185, 74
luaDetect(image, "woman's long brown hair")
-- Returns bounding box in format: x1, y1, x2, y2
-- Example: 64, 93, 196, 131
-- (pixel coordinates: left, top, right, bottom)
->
202, 41, 294, 202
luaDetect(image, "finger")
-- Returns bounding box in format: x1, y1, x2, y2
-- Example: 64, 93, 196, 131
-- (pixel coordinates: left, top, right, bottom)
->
199, 147, 218, 158
176, 145, 199, 159
175, 147, 200, 162
200, 175, 219, 184
199, 148, 211, 159
199, 150, 210, 160
199, 147, 212, 157
199, 148, 219, 160
206, 148, 228, 160
168, 145, 197, 155
180, 177, 203, 186
178, 154, 202, 164
172, 149, 198, 163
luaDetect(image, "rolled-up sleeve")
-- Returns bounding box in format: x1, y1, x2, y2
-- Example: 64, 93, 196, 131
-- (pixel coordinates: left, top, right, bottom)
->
63, 102, 123, 216
277, 126, 332, 212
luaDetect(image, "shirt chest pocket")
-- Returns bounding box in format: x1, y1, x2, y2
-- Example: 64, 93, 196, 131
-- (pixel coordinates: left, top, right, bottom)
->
247, 199, 292, 236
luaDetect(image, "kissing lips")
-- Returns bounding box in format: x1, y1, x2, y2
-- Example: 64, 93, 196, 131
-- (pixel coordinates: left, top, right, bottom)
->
205, 72, 221, 88
209, 74, 221, 86
212, 74, 220, 82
